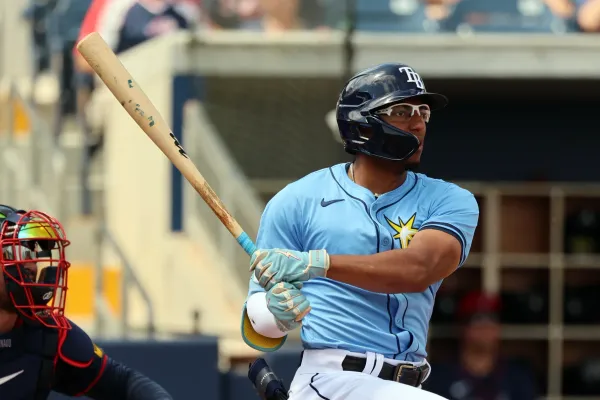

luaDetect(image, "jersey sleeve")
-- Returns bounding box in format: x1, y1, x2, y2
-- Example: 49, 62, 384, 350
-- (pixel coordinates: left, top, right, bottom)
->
419, 184, 479, 268
52, 320, 108, 396
84, 356, 174, 400
241, 186, 304, 352
248, 188, 304, 297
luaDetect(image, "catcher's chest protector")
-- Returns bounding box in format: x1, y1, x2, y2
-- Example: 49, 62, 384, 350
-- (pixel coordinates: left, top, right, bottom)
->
0, 322, 58, 400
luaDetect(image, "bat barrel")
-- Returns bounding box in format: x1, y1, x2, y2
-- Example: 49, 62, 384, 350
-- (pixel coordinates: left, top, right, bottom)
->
76, 32, 258, 257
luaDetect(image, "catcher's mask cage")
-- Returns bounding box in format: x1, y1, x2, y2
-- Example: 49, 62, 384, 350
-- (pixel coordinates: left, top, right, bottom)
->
0, 208, 71, 330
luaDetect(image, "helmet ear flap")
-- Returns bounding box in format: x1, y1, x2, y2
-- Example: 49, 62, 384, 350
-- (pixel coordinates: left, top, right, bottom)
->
0, 205, 22, 225
338, 107, 421, 161
5, 211, 27, 225
0, 205, 19, 215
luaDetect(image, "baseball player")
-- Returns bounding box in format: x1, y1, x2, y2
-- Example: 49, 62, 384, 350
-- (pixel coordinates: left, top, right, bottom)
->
0, 205, 172, 400
240, 63, 480, 399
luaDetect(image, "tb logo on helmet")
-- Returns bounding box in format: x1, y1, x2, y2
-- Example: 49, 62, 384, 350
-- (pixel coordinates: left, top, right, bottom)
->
336, 62, 448, 162
398, 67, 425, 90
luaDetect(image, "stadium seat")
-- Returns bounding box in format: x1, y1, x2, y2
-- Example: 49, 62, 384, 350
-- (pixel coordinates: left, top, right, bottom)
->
442, 0, 571, 33
358, 0, 439, 32
323, 0, 440, 33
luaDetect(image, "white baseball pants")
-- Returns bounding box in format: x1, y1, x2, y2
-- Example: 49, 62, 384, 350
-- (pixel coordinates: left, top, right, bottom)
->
287, 349, 448, 400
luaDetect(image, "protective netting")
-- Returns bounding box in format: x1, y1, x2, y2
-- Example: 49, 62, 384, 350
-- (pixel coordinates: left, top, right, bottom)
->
200, 76, 352, 184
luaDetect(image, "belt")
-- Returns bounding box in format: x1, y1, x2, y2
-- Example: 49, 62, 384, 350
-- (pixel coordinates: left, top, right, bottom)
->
341, 355, 429, 387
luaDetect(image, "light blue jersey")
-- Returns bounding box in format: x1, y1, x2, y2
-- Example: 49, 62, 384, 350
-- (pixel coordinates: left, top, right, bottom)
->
247, 162, 479, 361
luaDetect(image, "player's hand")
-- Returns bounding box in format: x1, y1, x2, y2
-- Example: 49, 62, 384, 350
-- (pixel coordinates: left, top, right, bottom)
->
250, 249, 329, 290
266, 282, 311, 332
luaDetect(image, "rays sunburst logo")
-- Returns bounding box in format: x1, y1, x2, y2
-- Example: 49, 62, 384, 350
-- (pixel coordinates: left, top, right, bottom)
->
384, 213, 418, 248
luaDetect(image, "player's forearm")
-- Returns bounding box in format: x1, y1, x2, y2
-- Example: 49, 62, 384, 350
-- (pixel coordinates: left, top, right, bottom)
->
86, 357, 172, 400
125, 370, 172, 400
328, 248, 430, 293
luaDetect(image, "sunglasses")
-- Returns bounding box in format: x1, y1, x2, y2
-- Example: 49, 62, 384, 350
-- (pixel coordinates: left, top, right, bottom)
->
375, 103, 431, 123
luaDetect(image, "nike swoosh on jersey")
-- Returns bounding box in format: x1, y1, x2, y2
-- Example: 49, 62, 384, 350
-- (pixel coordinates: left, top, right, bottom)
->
0, 370, 24, 386
321, 198, 344, 207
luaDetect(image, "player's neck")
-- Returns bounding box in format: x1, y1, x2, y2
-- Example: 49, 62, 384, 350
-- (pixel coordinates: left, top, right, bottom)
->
350, 156, 407, 196
0, 310, 17, 333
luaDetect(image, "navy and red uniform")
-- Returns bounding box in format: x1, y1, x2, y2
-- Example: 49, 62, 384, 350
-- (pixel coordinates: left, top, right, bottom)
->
0, 317, 172, 400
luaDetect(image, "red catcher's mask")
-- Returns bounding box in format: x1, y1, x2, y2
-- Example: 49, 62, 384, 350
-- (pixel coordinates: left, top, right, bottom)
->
0, 209, 71, 330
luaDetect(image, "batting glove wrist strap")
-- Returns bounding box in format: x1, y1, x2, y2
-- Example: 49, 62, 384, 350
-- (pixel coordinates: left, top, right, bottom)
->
307, 249, 330, 278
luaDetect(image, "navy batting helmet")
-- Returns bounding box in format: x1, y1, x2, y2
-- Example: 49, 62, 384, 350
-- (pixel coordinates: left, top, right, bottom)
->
336, 63, 448, 161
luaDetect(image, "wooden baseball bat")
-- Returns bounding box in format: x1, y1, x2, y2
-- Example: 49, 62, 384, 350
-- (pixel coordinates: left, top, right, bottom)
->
76, 32, 256, 256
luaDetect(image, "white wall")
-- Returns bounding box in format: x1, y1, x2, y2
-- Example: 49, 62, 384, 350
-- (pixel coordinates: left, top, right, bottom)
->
99, 36, 172, 331
88, 34, 249, 346
0, 0, 33, 82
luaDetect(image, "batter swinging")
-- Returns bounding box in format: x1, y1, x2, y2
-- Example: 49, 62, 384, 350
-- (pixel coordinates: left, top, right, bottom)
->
242, 63, 480, 400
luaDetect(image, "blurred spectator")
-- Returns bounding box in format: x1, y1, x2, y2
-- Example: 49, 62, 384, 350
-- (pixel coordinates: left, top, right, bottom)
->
48, 0, 93, 123
440, 0, 576, 33
575, 0, 600, 31
73, 0, 202, 154
424, 291, 539, 400
259, 0, 301, 31
421, 0, 576, 22
423, 0, 460, 22
543, 0, 576, 18
206, 0, 328, 31
113, 0, 199, 53
80, 0, 200, 54
22, 0, 60, 76
74, 0, 201, 76
22, 0, 92, 138
73, 0, 113, 115
206, 0, 264, 29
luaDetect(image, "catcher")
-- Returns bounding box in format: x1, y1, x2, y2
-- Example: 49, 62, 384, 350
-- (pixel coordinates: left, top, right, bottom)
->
0, 204, 172, 400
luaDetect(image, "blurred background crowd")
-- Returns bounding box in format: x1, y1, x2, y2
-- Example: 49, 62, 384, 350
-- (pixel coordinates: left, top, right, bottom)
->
0, 0, 599, 399
24, 0, 600, 143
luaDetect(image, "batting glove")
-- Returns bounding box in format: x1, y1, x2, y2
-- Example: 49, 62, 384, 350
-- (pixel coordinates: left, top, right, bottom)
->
266, 282, 311, 332
250, 249, 330, 291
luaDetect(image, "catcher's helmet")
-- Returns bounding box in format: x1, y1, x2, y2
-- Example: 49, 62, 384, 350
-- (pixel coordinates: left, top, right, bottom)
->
0, 205, 71, 330
336, 63, 448, 161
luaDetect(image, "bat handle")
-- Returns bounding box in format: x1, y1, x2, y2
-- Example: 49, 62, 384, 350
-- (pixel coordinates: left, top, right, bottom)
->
236, 232, 257, 256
